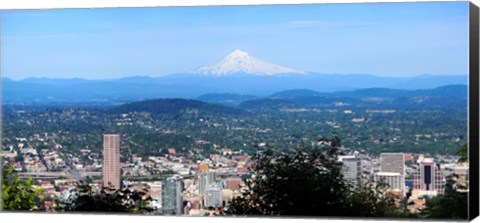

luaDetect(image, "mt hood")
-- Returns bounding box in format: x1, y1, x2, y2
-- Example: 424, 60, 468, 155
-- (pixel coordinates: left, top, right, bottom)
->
191, 49, 305, 76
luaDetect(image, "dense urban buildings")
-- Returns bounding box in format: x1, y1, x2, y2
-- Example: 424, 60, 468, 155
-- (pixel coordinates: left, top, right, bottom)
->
1, 128, 465, 216
102, 134, 121, 189
1, 115, 466, 217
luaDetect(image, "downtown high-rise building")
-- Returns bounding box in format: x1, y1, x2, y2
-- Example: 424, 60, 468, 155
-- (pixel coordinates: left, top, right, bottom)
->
375, 172, 403, 191
413, 158, 445, 196
198, 171, 215, 196
380, 153, 405, 193
161, 176, 185, 215
380, 153, 405, 175
204, 184, 223, 208
340, 156, 363, 188
103, 134, 121, 189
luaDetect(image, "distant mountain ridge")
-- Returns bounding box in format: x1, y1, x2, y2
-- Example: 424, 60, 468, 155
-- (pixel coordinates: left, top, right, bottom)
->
1, 49, 468, 105
193, 85, 467, 110
2, 74, 468, 105
9, 83, 462, 112
261, 85, 468, 110
270, 84, 468, 99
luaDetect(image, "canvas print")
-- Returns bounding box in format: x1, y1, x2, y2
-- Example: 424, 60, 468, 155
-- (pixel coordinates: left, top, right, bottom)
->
0, 1, 473, 220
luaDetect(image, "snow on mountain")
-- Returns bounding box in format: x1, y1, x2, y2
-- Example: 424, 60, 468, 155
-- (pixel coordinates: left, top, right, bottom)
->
191, 49, 306, 76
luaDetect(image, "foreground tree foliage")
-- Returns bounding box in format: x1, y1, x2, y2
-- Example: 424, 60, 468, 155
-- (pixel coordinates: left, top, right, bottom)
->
456, 143, 467, 163
55, 182, 153, 214
2, 164, 44, 211
420, 179, 468, 219
420, 144, 469, 219
225, 135, 401, 217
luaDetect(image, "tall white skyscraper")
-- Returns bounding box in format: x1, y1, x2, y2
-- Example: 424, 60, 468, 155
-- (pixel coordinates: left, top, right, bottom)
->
103, 134, 121, 189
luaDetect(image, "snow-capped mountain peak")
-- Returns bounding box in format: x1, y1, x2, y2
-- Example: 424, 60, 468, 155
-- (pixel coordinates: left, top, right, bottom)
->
226, 49, 250, 60
191, 49, 305, 76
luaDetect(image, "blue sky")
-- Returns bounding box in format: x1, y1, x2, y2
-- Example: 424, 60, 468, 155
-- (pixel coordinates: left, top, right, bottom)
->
1, 2, 469, 80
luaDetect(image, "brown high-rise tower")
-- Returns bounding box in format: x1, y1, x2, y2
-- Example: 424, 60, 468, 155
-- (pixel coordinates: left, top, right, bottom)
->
103, 134, 121, 189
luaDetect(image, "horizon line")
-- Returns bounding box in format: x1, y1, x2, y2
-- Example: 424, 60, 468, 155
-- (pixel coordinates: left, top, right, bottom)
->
1, 73, 469, 81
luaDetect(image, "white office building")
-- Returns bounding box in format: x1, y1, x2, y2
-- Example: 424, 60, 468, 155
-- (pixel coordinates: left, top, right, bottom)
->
204, 185, 222, 208
380, 153, 405, 193
340, 157, 363, 188
375, 172, 403, 191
